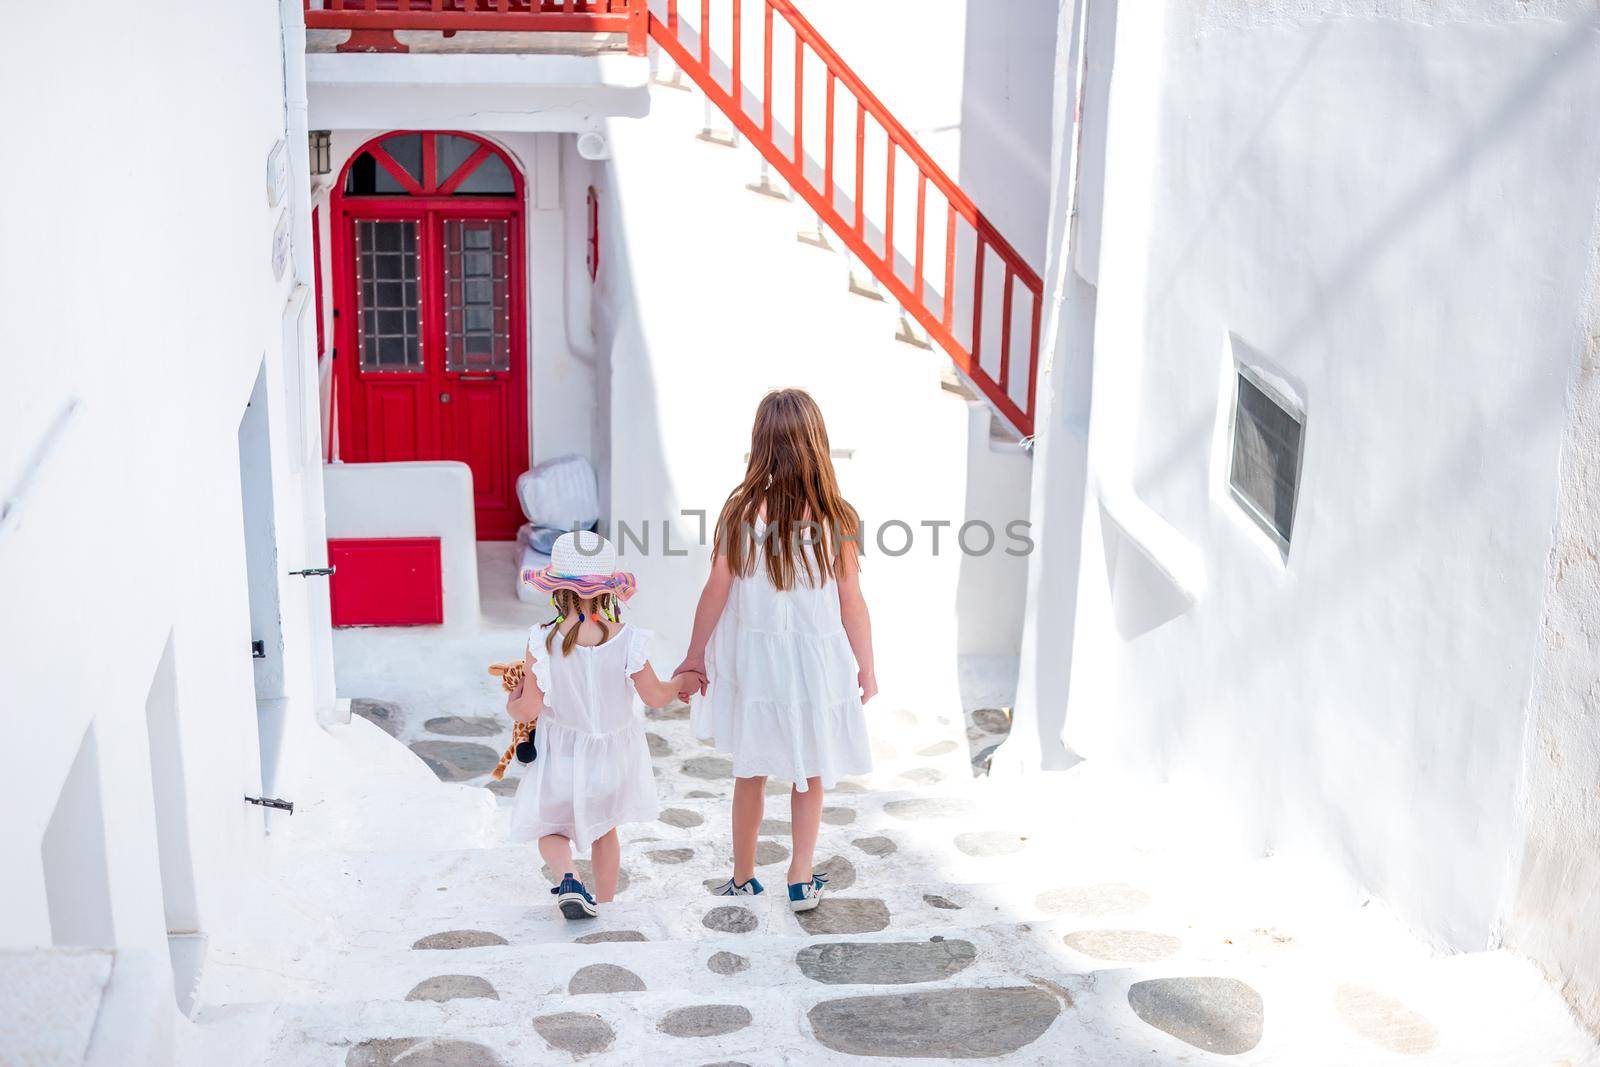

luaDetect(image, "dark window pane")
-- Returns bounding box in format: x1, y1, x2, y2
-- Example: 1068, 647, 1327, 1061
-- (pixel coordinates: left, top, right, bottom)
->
344, 151, 408, 196
1229, 373, 1303, 545
381, 133, 424, 185
437, 134, 480, 187
453, 153, 515, 196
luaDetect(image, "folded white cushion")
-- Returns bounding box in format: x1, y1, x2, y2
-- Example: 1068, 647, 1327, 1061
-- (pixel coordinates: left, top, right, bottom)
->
517, 454, 599, 530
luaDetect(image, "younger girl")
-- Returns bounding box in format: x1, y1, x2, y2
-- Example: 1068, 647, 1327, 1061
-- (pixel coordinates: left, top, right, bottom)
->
508, 531, 698, 919
676, 388, 877, 913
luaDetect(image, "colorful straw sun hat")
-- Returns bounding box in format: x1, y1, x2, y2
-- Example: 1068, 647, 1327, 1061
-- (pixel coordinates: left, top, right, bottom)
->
522, 531, 638, 601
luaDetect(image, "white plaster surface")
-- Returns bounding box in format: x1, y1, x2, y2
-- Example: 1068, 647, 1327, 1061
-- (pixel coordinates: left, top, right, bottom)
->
307, 53, 651, 132
0, 3, 341, 1061
1505, 185, 1600, 1031
1015, 0, 1600, 995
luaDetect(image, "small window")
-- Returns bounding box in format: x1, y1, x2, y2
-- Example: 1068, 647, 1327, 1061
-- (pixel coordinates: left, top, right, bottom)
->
1229, 368, 1303, 549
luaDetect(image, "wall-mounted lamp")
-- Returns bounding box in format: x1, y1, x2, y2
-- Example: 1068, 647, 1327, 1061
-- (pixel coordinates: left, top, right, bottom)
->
309, 130, 332, 176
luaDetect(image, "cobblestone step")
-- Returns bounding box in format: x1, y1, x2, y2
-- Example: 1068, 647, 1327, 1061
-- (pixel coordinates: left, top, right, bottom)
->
228, 976, 1080, 1066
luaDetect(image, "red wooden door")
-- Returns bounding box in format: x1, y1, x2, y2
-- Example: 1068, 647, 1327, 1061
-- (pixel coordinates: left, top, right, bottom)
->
333, 133, 528, 540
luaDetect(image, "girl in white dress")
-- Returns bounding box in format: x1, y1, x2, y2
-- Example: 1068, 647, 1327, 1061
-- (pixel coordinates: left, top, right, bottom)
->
508, 532, 698, 919
677, 389, 877, 913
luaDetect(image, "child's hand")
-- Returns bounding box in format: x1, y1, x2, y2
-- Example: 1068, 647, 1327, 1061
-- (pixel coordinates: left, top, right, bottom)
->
671, 655, 707, 692
672, 670, 707, 701
857, 668, 878, 704
507, 690, 540, 724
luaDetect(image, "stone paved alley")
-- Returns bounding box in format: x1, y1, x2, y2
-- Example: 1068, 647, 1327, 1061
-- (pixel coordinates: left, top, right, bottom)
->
185, 548, 1600, 1065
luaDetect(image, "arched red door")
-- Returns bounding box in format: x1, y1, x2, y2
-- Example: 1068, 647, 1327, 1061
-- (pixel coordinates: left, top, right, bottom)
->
332, 131, 528, 540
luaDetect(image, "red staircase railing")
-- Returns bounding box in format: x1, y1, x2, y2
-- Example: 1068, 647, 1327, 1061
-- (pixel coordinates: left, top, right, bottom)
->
647, 0, 1041, 436
303, 0, 1041, 436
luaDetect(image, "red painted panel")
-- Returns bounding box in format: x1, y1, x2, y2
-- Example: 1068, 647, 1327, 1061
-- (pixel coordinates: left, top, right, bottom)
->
328, 537, 443, 627
365, 382, 428, 462
446, 378, 516, 537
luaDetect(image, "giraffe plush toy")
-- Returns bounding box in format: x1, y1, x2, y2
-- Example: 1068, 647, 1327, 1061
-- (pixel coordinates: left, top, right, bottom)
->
488, 660, 535, 780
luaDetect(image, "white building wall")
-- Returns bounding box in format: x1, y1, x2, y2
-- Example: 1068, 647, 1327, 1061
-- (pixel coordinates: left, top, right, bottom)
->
1018, 0, 1600, 967
0, 2, 331, 1054
1506, 188, 1600, 1032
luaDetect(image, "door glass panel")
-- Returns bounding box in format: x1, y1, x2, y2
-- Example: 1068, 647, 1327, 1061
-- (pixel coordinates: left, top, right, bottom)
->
354, 220, 421, 371
443, 219, 510, 373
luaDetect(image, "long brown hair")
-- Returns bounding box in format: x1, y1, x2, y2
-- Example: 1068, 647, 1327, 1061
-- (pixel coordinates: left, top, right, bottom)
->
714, 388, 860, 590
542, 589, 619, 656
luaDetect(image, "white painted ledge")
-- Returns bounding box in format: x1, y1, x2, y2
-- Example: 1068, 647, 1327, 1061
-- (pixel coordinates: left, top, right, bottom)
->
1098, 485, 1205, 639
307, 53, 651, 131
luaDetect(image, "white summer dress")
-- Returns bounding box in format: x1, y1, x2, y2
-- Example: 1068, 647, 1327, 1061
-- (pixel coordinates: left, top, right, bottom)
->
692, 537, 873, 791
508, 622, 659, 856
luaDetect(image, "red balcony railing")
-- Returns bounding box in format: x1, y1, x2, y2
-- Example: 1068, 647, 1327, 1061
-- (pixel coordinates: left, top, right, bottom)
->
303, 1, 648, 54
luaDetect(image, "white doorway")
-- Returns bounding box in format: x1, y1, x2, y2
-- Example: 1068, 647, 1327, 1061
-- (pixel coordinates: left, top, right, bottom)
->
238, 360, 288, 794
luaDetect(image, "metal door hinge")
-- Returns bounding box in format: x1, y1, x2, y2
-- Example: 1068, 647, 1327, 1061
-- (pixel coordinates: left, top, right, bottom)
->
290, 566, 336, 577
244, 795, 294, 814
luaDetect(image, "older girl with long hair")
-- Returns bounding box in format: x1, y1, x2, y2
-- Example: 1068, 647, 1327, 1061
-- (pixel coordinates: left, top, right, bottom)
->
675, 388, 877, 913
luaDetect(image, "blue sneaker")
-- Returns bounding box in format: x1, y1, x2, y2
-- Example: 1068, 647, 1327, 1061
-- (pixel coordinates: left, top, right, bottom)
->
712, 876, 764, 897
788, 874, 828, 912
551, 873, 597, 919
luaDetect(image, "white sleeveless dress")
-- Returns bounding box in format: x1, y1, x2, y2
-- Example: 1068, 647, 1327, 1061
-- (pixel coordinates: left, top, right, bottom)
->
692, 542, 873, 791
508, 622, 660, 855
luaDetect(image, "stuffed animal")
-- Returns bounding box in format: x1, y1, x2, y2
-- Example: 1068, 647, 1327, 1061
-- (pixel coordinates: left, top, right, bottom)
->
489, 661, 536, 780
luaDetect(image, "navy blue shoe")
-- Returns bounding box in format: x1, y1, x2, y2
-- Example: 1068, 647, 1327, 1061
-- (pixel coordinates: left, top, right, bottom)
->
712, 876, 764, 897
551, 873, 598, 919
788, 874, 828, 913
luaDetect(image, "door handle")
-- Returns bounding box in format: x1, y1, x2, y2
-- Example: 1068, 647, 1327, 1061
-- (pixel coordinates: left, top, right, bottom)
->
440, 392, 450, 403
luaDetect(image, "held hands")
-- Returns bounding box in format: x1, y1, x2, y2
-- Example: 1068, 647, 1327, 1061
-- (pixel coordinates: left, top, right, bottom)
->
670, 654, 709, 699
671, 671, 707, 701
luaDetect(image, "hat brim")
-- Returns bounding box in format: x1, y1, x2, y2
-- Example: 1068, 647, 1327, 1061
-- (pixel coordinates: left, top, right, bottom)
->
521, 567, 638, 602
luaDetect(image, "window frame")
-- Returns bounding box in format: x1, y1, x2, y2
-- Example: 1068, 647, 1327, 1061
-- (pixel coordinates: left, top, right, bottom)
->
1226, 362, 1306, 555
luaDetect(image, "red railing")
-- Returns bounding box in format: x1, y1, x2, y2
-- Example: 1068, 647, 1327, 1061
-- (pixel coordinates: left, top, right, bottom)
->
305, 0, 1042, 435
648, 0, 1041, 436
303, 1, 648, 54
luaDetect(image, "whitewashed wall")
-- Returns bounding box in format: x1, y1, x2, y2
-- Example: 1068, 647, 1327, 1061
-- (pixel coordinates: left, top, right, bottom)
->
1018, 0, 1600, 1002
0, 0, 333, 1058
1506, 189, 1600, 1031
